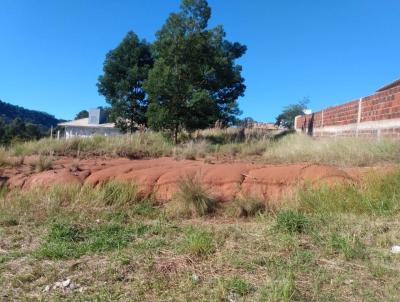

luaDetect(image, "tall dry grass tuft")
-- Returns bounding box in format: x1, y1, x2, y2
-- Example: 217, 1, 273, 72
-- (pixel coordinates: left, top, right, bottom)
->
166, 176, 217, 218
33, 156, 53, 172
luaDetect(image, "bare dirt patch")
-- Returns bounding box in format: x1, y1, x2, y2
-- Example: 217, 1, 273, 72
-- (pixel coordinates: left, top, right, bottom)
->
0, 156, 367, 204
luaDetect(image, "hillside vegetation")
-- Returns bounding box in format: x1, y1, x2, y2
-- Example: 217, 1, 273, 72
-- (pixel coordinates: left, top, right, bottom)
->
0, 100, 60, 129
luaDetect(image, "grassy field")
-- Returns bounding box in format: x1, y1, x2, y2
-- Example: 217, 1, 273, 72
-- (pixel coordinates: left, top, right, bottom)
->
1, 172, 400, 301
1, 130, 400, 167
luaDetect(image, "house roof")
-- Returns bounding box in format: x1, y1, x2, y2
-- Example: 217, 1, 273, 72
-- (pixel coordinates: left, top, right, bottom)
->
376, 79, 400, 92
58, 118, 116, 128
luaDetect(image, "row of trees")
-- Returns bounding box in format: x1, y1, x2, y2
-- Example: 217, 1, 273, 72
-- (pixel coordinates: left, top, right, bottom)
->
0, 117, 43, 145
97, 0, 246, 143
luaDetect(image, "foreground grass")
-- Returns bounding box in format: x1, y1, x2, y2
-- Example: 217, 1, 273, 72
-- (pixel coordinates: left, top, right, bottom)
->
3, 130, 400, 166
1, 172, 400, 301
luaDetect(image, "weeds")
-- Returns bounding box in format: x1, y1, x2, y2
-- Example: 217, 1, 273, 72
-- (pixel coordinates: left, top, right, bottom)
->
229, 196, 266, 217
99, 181, 140, 206
0, 179, 399, 301
180, 227, 216, 256
36, 222, 135, 259
264, 134, 400, 166
295, 170, 400, 215
33, 156, 53, 172
275, 210, 310, 234
223, 277, 252, 296
167, 176, 217, 217
329, 233, 367, 260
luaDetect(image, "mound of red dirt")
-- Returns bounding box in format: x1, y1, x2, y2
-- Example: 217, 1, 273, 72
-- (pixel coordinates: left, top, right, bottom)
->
1, 157, 355, 203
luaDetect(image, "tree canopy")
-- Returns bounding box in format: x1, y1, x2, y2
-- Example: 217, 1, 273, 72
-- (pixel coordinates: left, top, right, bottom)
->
275, 98, 309, 129
0, 117, 43, 145
144, 0, 246, 142
74, 110, 89, 120
97, 32, 154, 133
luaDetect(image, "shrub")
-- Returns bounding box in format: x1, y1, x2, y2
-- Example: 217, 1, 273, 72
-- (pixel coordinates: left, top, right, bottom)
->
167, 176, 217, 217
276, 210, 310, 234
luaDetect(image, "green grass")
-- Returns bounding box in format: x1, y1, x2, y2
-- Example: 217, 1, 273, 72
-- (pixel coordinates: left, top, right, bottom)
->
293, 170, 400, 215
222, 277, 253, 296
1, 171, 400, 300
275, 210, 310, 234
35, 222, 146, 259
180, 227, 216, 256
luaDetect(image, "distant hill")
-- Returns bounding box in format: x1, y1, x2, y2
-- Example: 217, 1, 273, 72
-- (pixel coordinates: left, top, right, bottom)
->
0, 100, 62, 130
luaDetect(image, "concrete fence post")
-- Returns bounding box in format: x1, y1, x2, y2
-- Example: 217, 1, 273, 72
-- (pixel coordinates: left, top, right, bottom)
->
321, 110, 324, 128
356, 98, 363, 137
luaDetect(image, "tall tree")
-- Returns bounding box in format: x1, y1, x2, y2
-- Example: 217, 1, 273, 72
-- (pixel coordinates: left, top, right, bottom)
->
275, 98, 309, 129
97, 32, 153, 133
144, 0, 246, 143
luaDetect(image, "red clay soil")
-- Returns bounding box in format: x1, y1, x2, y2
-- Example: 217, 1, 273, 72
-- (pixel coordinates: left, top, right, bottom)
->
0, 157, 361, 203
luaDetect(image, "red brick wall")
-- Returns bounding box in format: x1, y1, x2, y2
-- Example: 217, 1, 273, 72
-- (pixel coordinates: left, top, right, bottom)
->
295, 84, 400, 138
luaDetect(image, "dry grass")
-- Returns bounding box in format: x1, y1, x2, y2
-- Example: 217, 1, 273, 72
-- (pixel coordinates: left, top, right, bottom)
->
166, 176, 217, 218
33, 156, 53, 172
3, 130, 400, 166
8, 132, 172, 158
1, 173, 400, 301
264, 133, 400, 166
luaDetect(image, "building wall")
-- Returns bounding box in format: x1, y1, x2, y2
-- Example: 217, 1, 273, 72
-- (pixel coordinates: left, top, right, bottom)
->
294, 84, 400, 138
65, 126, 121, 139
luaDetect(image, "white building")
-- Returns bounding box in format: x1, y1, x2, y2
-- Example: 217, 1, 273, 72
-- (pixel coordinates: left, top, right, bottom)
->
58, 108, 121, 139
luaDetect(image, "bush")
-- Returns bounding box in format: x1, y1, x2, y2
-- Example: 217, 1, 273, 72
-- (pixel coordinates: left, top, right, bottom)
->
167, 176, 217, 217
276, 210, 310, 234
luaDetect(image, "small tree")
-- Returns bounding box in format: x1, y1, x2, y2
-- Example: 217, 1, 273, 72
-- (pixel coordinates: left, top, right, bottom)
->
275, 98, 309, 129
97, 31, 153, 133
145, 0, 246, 143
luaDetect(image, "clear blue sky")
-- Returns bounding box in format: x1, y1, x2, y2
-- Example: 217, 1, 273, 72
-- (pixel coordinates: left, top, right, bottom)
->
1, 0, 399, 122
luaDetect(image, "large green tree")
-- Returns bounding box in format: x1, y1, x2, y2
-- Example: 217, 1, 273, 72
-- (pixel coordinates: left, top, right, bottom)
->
144, 0, 246, 143
97, 32, 153, 133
